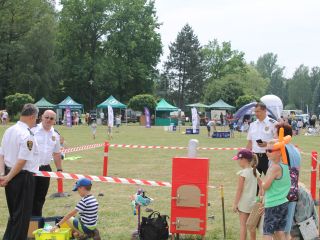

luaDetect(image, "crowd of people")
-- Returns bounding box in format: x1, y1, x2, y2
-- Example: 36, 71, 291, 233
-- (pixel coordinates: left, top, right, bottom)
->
233, 102, 317, 240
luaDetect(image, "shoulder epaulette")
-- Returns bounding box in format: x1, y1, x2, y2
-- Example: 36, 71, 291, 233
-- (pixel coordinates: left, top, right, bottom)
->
269, 118, 276, 123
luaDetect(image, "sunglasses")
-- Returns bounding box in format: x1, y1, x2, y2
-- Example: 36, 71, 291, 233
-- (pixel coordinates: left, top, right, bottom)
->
265, 149, 280, 153
44, 116, 55, 121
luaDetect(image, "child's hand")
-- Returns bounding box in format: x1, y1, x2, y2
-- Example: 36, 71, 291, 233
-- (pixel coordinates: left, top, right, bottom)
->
232, 204, 239, 213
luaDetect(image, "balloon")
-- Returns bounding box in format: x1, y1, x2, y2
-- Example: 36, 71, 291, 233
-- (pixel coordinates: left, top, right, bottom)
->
260, 95, 283, 120
273, 127, 291, 164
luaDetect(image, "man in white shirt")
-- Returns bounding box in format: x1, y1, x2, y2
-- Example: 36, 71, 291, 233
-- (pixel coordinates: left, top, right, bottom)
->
246, 102, 277, 175
0, 103, 39, 240
1, 110, 8, 125
32, 110, 62, 216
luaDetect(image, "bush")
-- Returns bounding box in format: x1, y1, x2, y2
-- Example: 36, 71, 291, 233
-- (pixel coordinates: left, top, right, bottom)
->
235, 95, 258, 109
128, 94, 157, 112
5, 93, 34, 116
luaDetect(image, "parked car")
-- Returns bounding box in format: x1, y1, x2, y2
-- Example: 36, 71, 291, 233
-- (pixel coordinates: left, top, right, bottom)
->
122, 108, 138, 123
296, 114, 309, 128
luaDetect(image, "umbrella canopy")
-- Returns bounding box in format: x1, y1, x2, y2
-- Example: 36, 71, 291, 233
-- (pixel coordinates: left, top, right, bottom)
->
186, 102, 209, 108
97, 95, 127, 109
208, 99, 235, 110
57, 96, 83, 109
35, 97, 56, 109
156, 99, 178, 111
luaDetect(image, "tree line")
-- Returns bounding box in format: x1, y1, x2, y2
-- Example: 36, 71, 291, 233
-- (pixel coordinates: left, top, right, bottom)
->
0, 0, 319, 114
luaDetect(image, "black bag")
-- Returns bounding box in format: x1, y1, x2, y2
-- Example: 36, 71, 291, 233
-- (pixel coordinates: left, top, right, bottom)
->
140, 211, 169, 240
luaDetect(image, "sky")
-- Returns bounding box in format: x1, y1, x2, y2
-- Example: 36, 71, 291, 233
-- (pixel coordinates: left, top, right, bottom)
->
154, 0, 320, 77
56, 0, 320, 78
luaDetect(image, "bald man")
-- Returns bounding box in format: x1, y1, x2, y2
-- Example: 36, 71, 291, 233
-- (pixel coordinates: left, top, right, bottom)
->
32, 110, 62, 216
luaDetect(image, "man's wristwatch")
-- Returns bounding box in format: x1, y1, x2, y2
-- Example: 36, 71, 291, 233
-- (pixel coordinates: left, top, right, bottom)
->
56, 223, 61, 228
57, 169, 63, 172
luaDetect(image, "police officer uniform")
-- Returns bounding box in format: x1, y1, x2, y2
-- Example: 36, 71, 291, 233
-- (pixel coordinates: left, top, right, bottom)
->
247, 116, 277, 175
0, 121, 39, 240
32, 123, 61, 216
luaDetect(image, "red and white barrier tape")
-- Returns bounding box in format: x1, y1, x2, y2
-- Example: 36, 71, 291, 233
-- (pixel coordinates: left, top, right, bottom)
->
109, 144, 242, 151
36, 171, 172, 187
62, 143, 104, 153
35, 171, 220, 189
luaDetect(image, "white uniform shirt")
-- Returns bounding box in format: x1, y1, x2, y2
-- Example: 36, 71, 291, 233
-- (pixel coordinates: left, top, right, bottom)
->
247, 116, 277, 153
32, 123, 61, 166
0, 121, 39, 173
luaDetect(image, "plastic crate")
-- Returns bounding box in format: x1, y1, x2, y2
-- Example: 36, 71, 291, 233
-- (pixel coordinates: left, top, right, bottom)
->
33, 228, 71, 240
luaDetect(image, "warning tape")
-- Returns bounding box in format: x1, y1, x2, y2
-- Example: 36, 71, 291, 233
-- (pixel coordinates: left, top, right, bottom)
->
62, 143, 243, 153
62, 143, 104, 153
35, 171, 220, 189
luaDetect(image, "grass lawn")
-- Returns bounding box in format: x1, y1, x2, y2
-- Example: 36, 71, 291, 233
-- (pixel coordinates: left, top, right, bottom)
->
0, 124, 319, 239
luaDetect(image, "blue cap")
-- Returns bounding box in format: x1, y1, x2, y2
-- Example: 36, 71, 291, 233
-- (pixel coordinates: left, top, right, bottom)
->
72, 178, 92, 191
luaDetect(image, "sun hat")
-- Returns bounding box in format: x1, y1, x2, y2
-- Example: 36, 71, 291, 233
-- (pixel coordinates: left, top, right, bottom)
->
72, 178, 92, 191
232, 149, 253, 160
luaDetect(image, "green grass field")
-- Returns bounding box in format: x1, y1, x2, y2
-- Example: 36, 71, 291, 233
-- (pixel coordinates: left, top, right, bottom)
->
0, 124, 319, 239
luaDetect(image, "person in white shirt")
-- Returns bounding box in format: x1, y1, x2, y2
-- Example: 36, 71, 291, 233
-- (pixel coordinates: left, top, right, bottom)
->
0, 103, 39, 240
32, 110, 62, 216
1, 110, 8, 125
246, 102, 277, 176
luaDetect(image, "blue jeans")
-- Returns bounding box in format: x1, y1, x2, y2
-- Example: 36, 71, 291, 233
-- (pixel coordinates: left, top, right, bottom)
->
284, 201, 297, 233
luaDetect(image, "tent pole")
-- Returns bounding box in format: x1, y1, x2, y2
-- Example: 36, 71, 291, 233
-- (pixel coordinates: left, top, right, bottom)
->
126, 108, 128, 126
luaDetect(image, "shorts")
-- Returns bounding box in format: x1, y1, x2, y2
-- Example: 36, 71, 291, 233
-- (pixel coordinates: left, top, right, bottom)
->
206, 126, 210, 132
72, 218, 96, 234
263, 202, 289, 235
284, 201, 297, 233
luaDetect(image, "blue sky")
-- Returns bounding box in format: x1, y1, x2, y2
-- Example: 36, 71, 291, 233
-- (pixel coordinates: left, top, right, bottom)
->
154, 0, 320, 77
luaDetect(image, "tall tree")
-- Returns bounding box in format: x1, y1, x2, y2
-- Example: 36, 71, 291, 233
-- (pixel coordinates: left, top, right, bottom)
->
311, 67, 320, 113
255, 53, 286, 100
105, 0, 162, 102
202, 39, 246, 81
203, 65, 268, 106
57, 0, 112, 109
163, 24, 205, 108
0, 0, 57, 107
287, 65, 311, 111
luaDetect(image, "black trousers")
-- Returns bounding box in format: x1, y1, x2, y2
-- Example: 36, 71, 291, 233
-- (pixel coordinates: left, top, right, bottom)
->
32, 164, 51, 216
255, 152, 269, 176
3, 168, 34, 240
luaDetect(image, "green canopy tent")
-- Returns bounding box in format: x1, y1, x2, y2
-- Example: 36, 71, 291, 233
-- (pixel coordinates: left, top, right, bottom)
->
208, 99, 235, 110
56, 96, 84, 124
97, 95, 127, 124
35, 97, 56, 109
155, 99, 179, 126
57, 96, 83, 109
97, 95, 127, 109
186, 102, 209, 108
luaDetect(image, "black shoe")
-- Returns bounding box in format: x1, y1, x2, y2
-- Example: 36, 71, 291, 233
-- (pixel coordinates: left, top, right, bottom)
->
93, 229, 101, 240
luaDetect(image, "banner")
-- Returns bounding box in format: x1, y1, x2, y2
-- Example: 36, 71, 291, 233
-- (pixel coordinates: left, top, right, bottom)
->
191, 107, 198, 133
65, 107, 72, 127
108, 105, 114, 127
144, 107, 151, 128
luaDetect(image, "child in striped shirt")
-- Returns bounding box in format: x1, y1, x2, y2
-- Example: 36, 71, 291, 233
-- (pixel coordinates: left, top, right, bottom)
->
52, 178, 100, 240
